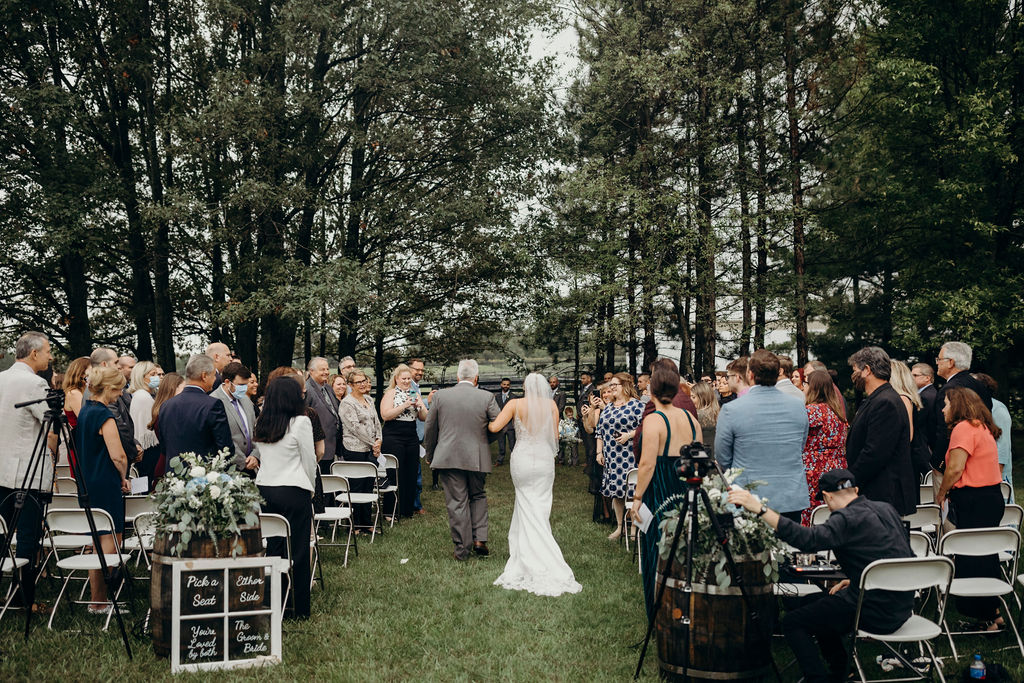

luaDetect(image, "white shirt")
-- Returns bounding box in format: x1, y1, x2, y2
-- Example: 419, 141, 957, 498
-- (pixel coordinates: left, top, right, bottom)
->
775, 378, 805, 401
130, 389, 159, 450
254, 416, 316, 492
0, 361, 53, 490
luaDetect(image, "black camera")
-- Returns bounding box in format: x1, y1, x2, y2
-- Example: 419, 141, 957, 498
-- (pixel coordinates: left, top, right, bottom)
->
675, 441, 713, 480
15, 388, 65, 412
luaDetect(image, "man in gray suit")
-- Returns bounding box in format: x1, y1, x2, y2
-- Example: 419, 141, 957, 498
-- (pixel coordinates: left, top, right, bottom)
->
424, 359, 500, 561
210, 361, 259, 473
305, 356, 341, 472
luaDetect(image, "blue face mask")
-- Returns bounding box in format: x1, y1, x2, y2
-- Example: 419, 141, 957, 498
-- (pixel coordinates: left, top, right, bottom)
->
232, 384, 249, 402
148, 376, 161, 391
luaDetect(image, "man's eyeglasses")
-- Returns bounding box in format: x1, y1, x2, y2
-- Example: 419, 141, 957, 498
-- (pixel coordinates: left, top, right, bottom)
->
935, 357, 948, 364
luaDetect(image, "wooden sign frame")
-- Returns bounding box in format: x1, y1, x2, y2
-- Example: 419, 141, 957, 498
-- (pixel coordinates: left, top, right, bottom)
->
170, 556, 285, 673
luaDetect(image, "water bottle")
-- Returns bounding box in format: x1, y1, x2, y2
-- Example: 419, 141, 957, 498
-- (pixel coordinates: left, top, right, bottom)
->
970, 654, 986, 680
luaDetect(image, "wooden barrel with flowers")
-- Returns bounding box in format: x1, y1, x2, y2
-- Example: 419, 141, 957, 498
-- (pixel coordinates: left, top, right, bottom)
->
654, 553, 776, 681
148, 452, 264, 657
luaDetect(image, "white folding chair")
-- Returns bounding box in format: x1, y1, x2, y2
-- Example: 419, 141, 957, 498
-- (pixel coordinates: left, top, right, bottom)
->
621, 468, 638, 553
997, 504, 1023, 607
810, 505, 831, 525
919, 484, 934, 505
122, 511, 156, 569
54, 465, 71, 479
259, 513, 294, 614
1001, 481, 1012, 503
922, 470, 933, 486
379, 454, 399, 526
316, 474, 356, 566
39, 494, 90, 574
44, 508, 128, 632
53, 477, 79, 495
331, 461, 383, 541
903, 504, 941, 537
937, 526, 1024, 658
850, 556, 954, 683
0, 516, 30, 624
909, 531, 931, 558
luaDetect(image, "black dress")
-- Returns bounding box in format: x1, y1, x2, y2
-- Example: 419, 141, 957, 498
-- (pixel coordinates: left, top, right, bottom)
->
74, 401, 125, 533
382, 391, 420, 518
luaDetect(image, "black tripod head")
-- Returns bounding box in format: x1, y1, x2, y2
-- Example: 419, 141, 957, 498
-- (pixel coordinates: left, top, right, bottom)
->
675, 441, 713, 482
15, 388, 65, 413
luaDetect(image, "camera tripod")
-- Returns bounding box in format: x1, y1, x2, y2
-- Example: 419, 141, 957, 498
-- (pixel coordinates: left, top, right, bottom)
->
633, 453, 778, 682
2, 391, 133, 657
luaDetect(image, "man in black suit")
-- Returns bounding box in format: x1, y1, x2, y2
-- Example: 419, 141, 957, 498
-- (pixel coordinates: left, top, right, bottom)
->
157, 354, 233, 463
493, 377, 517, 465
576, 372, 597, 470
929, 341, 992, 472
912, 362, 937, 460
306, 356, 341, 473
846, 346, 917, 516
549, 375, 566, 414
205, 341, 232, 392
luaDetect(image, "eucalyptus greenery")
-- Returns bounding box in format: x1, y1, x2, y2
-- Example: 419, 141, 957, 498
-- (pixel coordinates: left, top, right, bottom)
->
151, 449, 263, 557
656, 468, 785, 588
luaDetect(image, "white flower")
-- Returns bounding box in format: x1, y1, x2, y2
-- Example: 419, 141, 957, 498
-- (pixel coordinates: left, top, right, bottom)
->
708, 488, 721, 500
188, 495, 201, 509
209, 485, 221, 500
169, 480, 185, 496
189, 465, 207, 479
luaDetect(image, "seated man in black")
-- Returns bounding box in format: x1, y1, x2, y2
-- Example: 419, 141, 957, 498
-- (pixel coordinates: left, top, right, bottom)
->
729, 469, 914, 683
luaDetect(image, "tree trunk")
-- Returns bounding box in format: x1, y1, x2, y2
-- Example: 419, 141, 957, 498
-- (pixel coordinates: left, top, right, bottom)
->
737, 96, 753, 357
784, 0, 808, 365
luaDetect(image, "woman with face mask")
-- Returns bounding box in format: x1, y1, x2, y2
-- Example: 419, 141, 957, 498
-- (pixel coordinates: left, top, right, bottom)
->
128, 361, 164, 485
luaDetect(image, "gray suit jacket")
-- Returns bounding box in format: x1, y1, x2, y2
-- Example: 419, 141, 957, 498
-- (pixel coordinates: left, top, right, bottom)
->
211, 386, 256, 470
305, 378, 340, 461
424, 382, 499, 472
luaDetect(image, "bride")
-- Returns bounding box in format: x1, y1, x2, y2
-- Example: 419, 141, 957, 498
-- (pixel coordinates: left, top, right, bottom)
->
487, 373, 582, 597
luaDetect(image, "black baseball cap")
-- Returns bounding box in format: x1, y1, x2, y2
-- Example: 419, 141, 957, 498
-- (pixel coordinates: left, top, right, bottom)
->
816, 469, 857, 501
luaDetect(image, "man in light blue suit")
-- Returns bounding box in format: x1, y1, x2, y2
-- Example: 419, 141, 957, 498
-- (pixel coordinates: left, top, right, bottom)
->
715, 349, 810, 521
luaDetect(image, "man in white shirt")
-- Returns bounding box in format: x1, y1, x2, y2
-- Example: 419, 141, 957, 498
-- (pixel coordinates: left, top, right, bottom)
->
775, 355, 805, 400
0, 331, 57, 607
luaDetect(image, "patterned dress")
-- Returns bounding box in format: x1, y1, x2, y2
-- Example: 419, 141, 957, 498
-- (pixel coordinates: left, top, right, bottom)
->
597, 399, 644, 498
800, 403, 849, 526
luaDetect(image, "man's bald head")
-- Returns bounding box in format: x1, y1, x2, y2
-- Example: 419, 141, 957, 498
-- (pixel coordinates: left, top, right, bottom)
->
206, 342, 232, 372
90, 347, 117, 368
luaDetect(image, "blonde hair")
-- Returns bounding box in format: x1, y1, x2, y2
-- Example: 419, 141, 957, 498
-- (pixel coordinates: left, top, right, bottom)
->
691, 381, 720, 428
87, 365, 125, 396
63, 357, 90, 392
387, 364, 413, 391
889, 361, 922, 410
129, 361, 160, 393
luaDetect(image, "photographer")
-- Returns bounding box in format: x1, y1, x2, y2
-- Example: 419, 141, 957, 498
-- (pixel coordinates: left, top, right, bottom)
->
728, 469, 914, 683
0, 331, 58, 607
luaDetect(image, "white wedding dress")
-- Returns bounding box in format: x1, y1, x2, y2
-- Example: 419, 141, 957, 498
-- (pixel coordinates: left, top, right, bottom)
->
493, 415, 583, 597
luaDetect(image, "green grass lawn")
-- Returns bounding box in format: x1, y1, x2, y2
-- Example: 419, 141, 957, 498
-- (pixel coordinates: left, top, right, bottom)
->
0, 448, 1022, 682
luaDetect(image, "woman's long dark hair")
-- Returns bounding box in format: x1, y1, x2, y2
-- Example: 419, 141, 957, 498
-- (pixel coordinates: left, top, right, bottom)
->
253, 376, 306, 444
944, 386, 1001, 440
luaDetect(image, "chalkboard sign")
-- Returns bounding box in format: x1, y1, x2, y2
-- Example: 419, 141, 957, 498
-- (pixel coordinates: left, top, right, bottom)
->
171, 557, 284, 673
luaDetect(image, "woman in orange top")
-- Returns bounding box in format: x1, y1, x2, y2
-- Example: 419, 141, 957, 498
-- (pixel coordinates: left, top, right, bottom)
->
935, 386, 1004, 630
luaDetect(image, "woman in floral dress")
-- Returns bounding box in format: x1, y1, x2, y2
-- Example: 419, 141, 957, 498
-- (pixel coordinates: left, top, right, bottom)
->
596, 373, 644, 540
800, 369, 849, 525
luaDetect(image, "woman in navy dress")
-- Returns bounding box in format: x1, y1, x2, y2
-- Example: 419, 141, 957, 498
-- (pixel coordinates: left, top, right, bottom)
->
75, 366, 130, 613
596, 372, 644, 540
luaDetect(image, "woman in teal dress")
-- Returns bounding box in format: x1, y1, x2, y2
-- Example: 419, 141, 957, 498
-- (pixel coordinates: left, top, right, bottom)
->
631, 365, 701, 620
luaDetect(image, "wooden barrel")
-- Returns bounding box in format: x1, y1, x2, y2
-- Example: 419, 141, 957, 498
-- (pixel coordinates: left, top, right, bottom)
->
655, 555, 776, 681
150, 526, 262, 657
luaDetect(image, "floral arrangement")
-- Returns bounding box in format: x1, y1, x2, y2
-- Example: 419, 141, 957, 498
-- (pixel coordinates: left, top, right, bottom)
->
558, 420, 581, 444
152, 448, 263, 557
656, 468, 785, 587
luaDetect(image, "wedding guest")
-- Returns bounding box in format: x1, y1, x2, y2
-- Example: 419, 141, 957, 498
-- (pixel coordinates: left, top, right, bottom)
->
205, 341, 232, 387
493, 377, 517, 466
633, 359, 697, 458
805, 360, 847, 420
0, 332, 57, 608
212, 362, 259, 474
558, 406, 581, 465
632, 365, 701, 618
775, 355, 804, 400
934, 386, 1005, 630
338, 356, 357, 376
726, 356, 751, 397
912, 362, 937, 459
381, 364, 428, 519
972, 373, 1013, 502
116, 355, 136, 382
147, 372, 185, 484
596, 372, 644, 540
929, 341, 991, 472
305, 357, 341, 474
549, 375, 567, 414
637, 374, 651, 403
791, 368, 805, 390
247, 374, 261, 419
340, 370, 382, 530
800, 371, 848, 525
266, 367, 327, 514
62, 355, 90, 429
89, 347, 139, 465
582, 382, 614, 524
330, 373, 348, 404
715, 371, 736, 405
253, 376, 316, 619
156, 354, 233, 463
890, 360, 931, 475
76, 365, 130, 613
691, 380, 719, 456
408, 358, 433, 511
716, 350, 809, 522
845, 347, 916, 515
576, 372, 597, 475
128, 361, 163, 483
